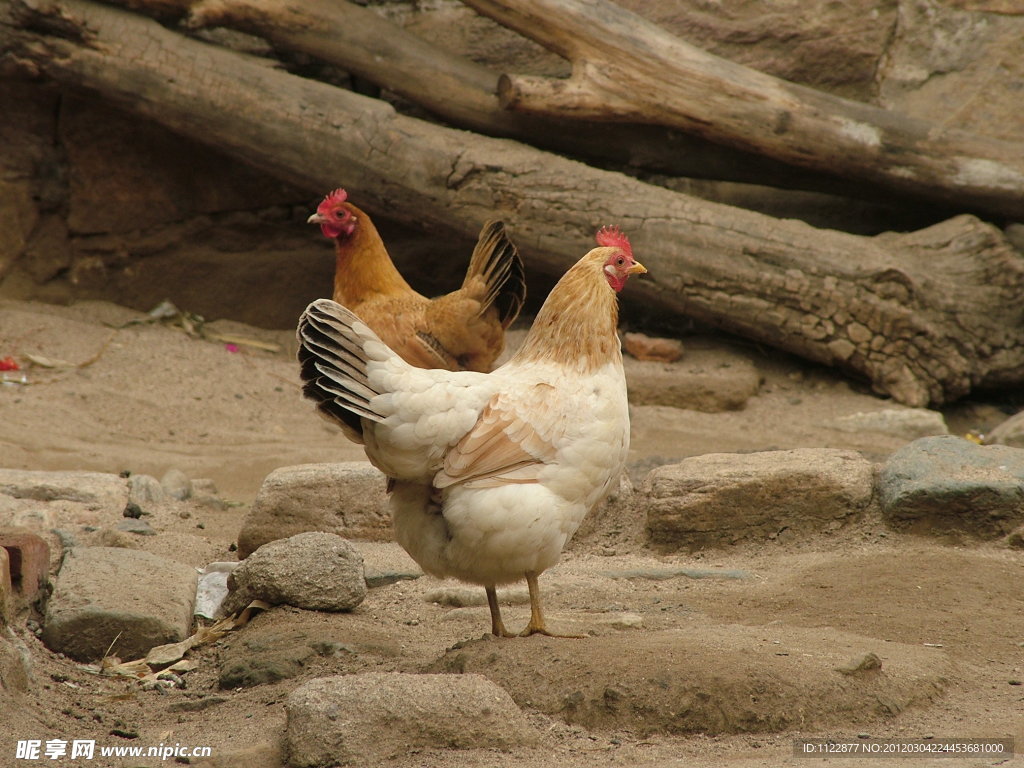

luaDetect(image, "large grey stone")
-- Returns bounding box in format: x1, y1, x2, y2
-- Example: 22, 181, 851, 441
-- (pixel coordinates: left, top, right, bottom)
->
225, 532, 366, 614
878, 435, 1024, 538
644, 448, 875, 550
42, 547, 197, 662
286, 673, 537, 767
237, 463, 390, 558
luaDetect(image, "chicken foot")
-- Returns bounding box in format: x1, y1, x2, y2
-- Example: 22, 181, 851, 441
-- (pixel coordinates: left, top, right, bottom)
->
485, 585, 517, 638
518, 571, 583, 638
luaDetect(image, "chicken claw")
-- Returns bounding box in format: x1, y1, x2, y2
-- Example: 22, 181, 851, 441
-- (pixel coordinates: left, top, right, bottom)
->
518, 572, 584, 639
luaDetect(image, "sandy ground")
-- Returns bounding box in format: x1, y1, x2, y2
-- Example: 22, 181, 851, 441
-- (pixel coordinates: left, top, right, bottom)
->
1, 298, 1021, 768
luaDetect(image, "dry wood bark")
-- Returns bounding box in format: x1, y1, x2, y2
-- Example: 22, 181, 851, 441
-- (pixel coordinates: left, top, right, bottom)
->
111, 0, 843, 196
463, 0, 1024, 221
2, 0, 1023, 406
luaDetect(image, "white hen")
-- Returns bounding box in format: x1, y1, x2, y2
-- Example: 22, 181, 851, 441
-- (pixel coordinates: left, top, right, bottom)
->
297, 227, 646, 637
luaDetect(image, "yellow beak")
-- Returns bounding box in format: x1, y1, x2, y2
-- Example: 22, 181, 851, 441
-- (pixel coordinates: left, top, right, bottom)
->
628, 261, 647, 275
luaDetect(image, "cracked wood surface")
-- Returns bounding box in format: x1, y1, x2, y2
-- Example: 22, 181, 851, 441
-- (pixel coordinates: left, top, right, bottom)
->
3, 0, 1023, 405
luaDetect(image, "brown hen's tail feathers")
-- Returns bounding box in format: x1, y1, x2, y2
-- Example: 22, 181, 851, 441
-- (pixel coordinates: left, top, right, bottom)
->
463, 220, 526, 329
296, 299, 386, 443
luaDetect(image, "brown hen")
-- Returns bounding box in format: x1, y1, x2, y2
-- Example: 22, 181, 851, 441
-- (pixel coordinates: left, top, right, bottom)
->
308, 188, 525, 373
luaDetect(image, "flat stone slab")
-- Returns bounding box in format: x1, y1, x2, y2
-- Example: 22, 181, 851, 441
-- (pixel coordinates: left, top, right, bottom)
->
286, 672, 538, 767
42, 547, 197, 661
644, 448, 875, 550
0, 469, 130, 534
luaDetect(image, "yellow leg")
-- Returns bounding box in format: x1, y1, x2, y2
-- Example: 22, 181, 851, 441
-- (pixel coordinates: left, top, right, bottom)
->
518, 571, 583, 638
486, 585, 517, 638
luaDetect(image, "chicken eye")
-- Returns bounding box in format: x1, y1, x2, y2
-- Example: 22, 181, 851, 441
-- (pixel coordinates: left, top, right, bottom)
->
615, 257, 625, 266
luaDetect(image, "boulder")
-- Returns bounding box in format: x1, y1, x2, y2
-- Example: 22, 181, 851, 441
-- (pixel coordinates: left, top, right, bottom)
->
237, 463, 391, 558
224, 532, 366, 614
286, 672, 537, 767
644, 448, 875, 550
42, 547, 197, 661
878, 435, 1024, 538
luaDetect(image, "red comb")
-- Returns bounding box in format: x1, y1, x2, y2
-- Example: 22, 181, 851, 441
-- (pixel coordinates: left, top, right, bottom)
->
323, 188, 348, 205
596, 225, 631, 257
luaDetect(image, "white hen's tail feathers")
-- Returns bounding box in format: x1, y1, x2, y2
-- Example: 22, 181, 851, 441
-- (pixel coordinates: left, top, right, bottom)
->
297, 299, 388, 441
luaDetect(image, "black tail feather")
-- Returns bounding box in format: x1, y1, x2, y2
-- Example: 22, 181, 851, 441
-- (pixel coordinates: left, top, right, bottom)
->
296, 299, 386, 440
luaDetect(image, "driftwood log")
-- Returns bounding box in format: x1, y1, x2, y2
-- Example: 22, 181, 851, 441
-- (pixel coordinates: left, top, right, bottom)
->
2, 0, 1023, 407
464, 0, 1024, 221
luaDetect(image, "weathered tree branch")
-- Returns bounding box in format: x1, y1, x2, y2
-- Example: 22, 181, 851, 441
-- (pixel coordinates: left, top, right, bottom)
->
2, 0, 1023, 406
462, 0, 1024, 221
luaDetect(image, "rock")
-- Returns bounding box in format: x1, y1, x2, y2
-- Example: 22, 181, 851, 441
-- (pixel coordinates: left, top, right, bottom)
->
623, 347, 760, 412
160, 468, 193, 501
0, 529, 51, 610
1006, 526, 1024, 550
286, 673, 538, 767
128, 474, 165, 505
0, 468, 129, 515
429, 626, 949, 736
989, 410, 1024, 448
225, 532, 366, 614
237, 463, 391, 558
115, 519, 157, 536
828, 408, 949, 440
0, 468, 129, 508
879, 435, 1024, 539
623, 332, 684, 362
644, 448, 875, 550
42, 547, 197, 662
